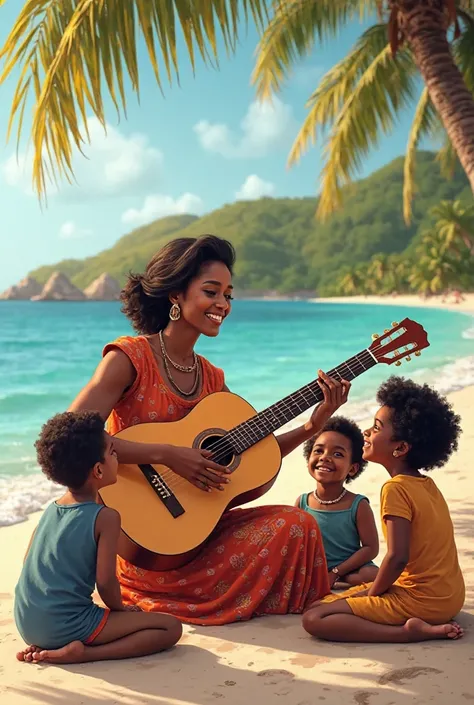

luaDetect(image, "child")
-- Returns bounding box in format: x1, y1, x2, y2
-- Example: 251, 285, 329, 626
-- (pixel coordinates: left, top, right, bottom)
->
15, 411, 182, 664
303, 377, 465, 643
296, 417, 379, 588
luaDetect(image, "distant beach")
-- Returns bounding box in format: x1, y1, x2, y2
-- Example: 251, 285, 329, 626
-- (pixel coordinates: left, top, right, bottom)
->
313, 292, 474, 316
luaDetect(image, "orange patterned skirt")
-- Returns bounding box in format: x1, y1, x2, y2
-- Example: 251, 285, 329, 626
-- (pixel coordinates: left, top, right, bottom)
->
117, 505, 330, 625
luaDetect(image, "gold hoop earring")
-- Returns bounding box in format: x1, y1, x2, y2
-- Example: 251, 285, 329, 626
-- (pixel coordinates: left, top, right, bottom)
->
393, 451, 399, 458
169, 303, 181, 321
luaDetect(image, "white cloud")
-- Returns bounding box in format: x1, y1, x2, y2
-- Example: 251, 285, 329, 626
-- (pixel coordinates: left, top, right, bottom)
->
122, 192, 204, 227
58, 221, 92, 239
235, 175, 275, 200
1, 117, 162, 200
193, 97, 296, 159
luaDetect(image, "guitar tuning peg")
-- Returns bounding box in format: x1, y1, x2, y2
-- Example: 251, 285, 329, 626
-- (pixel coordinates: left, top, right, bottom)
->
405, 355, 411, 362
392, 321, 399, 327
372, 333, 379, 340
395, 361, 401, 366
415, 351, 421, 357
384, 329, 390, 333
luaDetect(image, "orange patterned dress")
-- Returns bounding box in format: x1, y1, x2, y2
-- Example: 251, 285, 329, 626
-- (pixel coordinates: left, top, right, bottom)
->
104, 335, 330, 625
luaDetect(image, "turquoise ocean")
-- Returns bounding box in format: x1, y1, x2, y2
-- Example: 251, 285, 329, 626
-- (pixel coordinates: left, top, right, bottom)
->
1, 300, 473, 526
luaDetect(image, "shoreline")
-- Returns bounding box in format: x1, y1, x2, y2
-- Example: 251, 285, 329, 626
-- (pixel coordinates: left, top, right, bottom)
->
1, 385, 473, 703
312, 293, 474, 315
2, 294, 474, 530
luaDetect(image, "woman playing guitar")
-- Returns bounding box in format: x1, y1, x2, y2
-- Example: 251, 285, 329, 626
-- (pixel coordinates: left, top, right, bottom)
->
69, 235, 350, 624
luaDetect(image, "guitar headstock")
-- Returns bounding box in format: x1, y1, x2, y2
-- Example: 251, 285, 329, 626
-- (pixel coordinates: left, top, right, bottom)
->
369, 318, 430, 366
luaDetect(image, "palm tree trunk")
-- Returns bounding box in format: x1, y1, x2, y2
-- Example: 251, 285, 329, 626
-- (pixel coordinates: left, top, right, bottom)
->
396, 1, 474, 195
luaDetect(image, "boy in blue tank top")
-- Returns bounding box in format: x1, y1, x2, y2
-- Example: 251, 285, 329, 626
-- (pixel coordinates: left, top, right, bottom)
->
296, 416, 379, 589
15, 411, 182, 665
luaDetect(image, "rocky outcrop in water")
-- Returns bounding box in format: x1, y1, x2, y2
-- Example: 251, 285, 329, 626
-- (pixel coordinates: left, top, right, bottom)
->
83, 273, 121, 301
32, 272, 86, 301
0, 276, 43, 300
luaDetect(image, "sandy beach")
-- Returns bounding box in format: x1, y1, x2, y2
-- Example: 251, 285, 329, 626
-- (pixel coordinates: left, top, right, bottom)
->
314, 292, 474, 316
0, 380, 472, 705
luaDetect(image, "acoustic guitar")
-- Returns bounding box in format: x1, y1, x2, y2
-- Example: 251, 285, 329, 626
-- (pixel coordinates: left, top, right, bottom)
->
100, 317, 429, 570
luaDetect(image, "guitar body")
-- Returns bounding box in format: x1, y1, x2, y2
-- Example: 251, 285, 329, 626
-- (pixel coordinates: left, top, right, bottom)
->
99, 317, 430, 572
99, 392, 282, 571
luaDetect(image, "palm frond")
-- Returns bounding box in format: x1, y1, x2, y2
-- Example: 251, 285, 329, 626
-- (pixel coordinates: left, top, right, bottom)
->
286, 24, 417, 221
252, 0, 377, 99
403, 88, 440, 224
287, 25, 391, 166
431, 199, 474, 253
0, 0, 269, 200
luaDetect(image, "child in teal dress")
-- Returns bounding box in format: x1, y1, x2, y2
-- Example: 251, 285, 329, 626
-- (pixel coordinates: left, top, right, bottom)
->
296, 416, 379, 588
15, 411, 182, 664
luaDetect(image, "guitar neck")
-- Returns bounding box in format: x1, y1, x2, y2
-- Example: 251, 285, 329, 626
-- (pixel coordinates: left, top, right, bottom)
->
226, 348, 378, 455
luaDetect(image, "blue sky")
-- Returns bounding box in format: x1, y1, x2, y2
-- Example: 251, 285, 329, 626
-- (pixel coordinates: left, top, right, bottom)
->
0, 4, 420, 291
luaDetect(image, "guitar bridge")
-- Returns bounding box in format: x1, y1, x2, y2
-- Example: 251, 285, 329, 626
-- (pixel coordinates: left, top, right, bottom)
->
139, 464, 185, 519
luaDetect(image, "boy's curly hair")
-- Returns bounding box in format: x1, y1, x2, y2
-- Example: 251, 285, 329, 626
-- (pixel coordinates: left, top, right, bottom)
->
303, 416, 367, 483
35, 411, 106, 490
376, 376, 461, 471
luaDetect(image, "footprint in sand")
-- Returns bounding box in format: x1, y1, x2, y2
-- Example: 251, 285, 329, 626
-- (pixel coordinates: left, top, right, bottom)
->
257, 669, 295, 685
353, 693, 374, 705
378, 666, 442, 686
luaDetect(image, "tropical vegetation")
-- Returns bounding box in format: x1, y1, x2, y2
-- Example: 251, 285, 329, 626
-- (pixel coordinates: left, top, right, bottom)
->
332, 198, 474, 296
27, 152, 472, 296
253, 0, 474, 223
1, 0, 474, 221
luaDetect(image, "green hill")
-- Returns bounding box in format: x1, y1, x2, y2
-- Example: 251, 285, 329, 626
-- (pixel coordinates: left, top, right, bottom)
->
29, 152, 469, 295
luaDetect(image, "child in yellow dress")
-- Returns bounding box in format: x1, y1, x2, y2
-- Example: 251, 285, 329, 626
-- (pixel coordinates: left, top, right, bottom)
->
303, 377, 465, 643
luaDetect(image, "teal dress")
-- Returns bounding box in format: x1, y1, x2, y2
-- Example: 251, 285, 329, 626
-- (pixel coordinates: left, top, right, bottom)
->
14, 501, 107, 649
298, 493, 377, 572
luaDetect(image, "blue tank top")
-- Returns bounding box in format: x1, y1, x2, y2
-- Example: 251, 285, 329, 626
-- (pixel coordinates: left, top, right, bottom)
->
298, 493, 370, 570
14, 501, 106, 649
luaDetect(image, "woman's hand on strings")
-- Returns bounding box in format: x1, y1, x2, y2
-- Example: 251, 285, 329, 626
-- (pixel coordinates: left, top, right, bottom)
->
164, 445, 230, 492
306, 369, 351, 432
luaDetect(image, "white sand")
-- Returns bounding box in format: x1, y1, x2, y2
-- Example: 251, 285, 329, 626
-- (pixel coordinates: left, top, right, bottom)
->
313, 292, 474, 316
1, 292, 473, 704
1, 383, 473, 704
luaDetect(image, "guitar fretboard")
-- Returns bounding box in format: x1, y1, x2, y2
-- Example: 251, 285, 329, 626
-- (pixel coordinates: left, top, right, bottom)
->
217, 348, 377, 457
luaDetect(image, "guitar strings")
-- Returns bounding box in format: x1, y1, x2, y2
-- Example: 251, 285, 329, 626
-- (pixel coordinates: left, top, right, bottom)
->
202, 344, 384, 460
151, 341, 400, 492
150, 344, 390, 492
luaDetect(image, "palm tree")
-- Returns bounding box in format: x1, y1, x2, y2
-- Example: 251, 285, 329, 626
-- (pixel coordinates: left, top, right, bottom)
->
335, 263, 372, 295
408, 229, 458, 294
367, 253, 389, 285
253, 1, 474, 223
0, 0, 269, 199
430, 199, 474, 254
408, 201, 474, 293
336, 270, 363, 295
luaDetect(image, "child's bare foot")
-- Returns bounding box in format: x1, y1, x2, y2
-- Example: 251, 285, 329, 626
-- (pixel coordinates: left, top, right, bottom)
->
31, 641, 85, 664
16, 645, 41, 662
404, 618, 464, 641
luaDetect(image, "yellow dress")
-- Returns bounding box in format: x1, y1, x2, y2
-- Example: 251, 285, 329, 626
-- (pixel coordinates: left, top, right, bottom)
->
322, 475, 465, 624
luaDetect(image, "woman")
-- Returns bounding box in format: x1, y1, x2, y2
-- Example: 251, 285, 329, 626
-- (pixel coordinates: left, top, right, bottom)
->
70, 235, 350, 625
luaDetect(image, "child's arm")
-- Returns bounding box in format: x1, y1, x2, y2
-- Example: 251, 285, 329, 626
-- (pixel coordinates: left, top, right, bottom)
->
294, 495, 303, 508
330, 500, 379, 582
95, 507, 126, 611
367, 515, 411, 596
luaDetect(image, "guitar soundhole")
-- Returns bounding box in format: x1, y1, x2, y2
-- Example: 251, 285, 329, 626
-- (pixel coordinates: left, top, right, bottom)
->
194, 428, 241, 473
